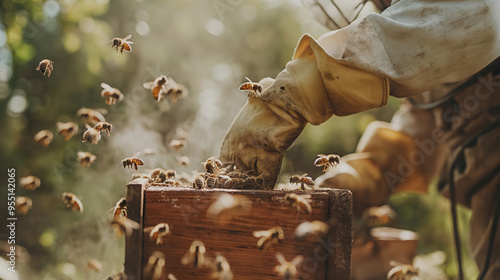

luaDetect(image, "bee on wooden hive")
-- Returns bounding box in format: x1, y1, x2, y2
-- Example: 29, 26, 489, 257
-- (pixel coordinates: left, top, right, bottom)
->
36, 59, 54, 77
19, 176, 41, 191
273, 253, 303, 280
86, 259, 103, 272
314, 154, 340, 172
111, 197, 127, 219
205, 173, 218, 189
164, 178, 180, 186
294, 221, 329, 242
253, 227, 284, 250
387, 261, 419, 280
61, 192, 83, 213
181, 240, 206, 269
207, 193, 251, 224
193, 174, 205, 189
34, 130, 53, 147
16, 196, 32, 215
150, 168, 175, 183
93, 121, 113, 136
145, 223, 171, 245
239, 77, 263, 97
82, 124, 102, 144
56, 122, 79, 141
202, 156, 222, 174
109, 34, 133, 54
77, 151, 97, 167
143, 75, 168, 102
169, 139, 186, 152
211, 253, 233, 280
289, 173, 314, 190
144, 251, 166, 280
284, 193, 312, 214
111, 217, 139, 238
101, 83, 123, 105
76, 107, 106, 125
121, 153, 145, 170
223, 177, 244, 189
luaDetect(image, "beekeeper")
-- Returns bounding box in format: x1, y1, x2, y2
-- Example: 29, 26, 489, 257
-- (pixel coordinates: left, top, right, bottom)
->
219, 0, 500, 279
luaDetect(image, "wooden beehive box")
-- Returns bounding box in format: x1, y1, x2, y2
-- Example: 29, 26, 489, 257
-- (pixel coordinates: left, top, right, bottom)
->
125, 179, 352, 280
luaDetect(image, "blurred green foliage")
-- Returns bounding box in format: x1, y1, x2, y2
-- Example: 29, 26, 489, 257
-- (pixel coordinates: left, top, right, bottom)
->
0, 0, 478, 279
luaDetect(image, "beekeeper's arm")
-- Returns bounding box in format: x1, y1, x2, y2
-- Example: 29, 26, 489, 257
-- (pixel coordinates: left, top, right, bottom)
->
219, 0, 500, 191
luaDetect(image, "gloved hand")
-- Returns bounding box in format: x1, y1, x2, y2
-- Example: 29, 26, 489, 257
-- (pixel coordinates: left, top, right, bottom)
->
219, 34, 389, 189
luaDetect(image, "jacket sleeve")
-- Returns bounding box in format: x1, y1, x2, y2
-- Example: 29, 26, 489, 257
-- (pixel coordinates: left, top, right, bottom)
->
316, 0, 500, 97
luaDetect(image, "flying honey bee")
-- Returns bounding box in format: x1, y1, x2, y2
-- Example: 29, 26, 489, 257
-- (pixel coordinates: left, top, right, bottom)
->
193, 175, 205, 189
294, 221, 329, 242
93, 121, 113, 136
61, 192, 83, 213
181, 240, 206, 269
76, 107, 106, 125
112, 197, 127, 219
211, 253, 233, 280
387, 261, 419, 280
314, 154, 341, 172
82, 124, 102, 144
34, 130, 53, 147
111, 216, 140, 238
56, 122, 79, 141
143, 251, 166, 280
239, 77, 263, 97
143, 75, 168, 102
253, 227, 284, 250
176, 155, 190, 167
110, 34, 133, 54
284, 193, 312, 214
169, 139, 186, 152
87, 259, 103, 272
164, 77, 188, 103
289, 173, 315, 190
77, 151, 97, 167
16, 196, 32, 215
36, 59, 54, 77
144, 223, 171, 245
365, 205, 396, 228
19, 176, 41, 191
273, 253, 304, 280
202, 157, 222, 174
207, 193, 252, 224
122, 153, 145, 170
101, 83, 124, 105
142, 148, 157, 156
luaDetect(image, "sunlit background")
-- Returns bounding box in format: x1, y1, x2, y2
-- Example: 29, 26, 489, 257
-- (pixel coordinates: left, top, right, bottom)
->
0, 0, 477, 279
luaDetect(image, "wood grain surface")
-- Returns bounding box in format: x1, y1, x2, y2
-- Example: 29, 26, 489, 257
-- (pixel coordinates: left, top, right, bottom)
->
126, 182, 352, 280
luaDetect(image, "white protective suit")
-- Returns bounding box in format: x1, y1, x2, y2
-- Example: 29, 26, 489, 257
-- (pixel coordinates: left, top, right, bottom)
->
220, 0, 500, 278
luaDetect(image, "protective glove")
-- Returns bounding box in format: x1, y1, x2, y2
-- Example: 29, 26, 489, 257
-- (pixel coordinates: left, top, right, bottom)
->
219, 34, 389, 189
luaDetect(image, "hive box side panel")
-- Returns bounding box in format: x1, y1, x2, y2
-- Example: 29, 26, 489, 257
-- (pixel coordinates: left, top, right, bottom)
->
125, 179, 147, 279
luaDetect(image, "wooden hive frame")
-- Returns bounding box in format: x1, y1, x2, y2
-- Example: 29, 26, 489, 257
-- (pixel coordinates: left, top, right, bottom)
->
125, 178, 352, 280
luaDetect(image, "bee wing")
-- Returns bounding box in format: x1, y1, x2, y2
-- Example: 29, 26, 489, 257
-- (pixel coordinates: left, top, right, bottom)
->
245, 77, 252, 83
291, 255, 304, 266
300, 173, 309, 177
73, 198, 84, 213
317, 154, 327, 157
101, 82, 112, 90
275, 253, 285, 264
123, 42, 132, 52
132, 152, 141, 158
123, 34, 132, 40
143, 81, 155, 89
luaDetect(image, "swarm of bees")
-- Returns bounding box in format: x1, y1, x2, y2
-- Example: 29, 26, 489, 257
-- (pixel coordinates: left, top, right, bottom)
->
387, 261, 419, 280
19, 176, 41, 191
206, 193, 252, 224
16, 196, 32, 215
284, 193, 312, 214
36, 59, 54, 77
56, 122, 79, 141
273, 253, 304, 280
61, 192, 83, 213
143, 75, 188, 103
110, 34, 133, 54
253, 227, 284, 250
181, 240, 206, 269
77, 151, 97, 167
150, 168, 176, 183
121, 153, 145, 170
239, 77, 263, 97
34, 130, 53, 147
314, 154, 340, 172
101, 83, 124, 105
